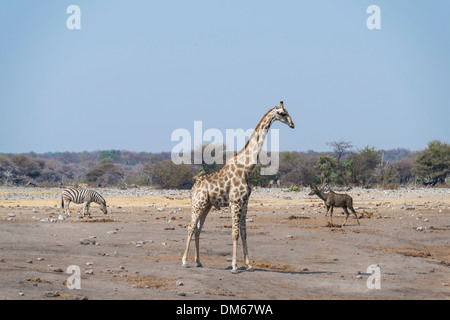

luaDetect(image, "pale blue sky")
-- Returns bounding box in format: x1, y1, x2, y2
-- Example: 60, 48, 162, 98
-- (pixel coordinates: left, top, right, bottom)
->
0, 1, 449, 153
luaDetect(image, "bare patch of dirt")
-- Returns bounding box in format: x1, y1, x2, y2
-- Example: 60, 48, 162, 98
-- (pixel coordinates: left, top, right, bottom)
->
123, 275, 177, 289
1, 186, 449, 299
76, 218, 116, 223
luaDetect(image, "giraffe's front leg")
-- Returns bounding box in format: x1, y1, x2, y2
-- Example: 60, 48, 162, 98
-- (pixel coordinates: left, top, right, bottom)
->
240, 200, 253, 271
230, 202, 241, 274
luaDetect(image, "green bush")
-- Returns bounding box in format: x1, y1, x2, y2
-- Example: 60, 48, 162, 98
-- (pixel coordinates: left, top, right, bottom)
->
414, 140, 450, 186
84, 158, 124, 186
148, 160, 193, 189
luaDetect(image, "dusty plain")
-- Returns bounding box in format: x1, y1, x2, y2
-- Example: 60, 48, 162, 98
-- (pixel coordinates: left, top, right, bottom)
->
0, 186, 449, 300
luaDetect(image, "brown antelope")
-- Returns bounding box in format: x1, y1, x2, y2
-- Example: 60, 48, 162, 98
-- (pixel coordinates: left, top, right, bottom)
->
308, 185, 360, 226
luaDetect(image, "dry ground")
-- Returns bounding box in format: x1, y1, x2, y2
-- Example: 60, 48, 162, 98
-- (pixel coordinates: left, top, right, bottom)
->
0, 186, 449, 300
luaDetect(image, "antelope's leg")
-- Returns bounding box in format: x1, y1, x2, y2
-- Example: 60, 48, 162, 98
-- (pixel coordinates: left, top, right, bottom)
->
351, 206, 360, 225
329, 206, 334, 225
342, 206, 350, 226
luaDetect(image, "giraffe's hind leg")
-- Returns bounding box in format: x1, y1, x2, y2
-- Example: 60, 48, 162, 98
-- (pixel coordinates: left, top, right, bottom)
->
182, 201, 211, 268
194, 205, 212, 267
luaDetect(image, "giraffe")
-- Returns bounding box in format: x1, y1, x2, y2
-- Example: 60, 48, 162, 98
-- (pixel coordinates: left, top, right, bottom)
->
181, 101, 295, 273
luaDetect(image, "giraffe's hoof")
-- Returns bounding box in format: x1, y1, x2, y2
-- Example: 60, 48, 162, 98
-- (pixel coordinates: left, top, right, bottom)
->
196, 262, 203, 268
246, 266, 254, 272
231, 269, 239, 274
181, 263, 188, 268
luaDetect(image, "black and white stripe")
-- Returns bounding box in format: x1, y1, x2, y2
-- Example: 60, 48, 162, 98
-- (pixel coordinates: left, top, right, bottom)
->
61, 187, 107, 217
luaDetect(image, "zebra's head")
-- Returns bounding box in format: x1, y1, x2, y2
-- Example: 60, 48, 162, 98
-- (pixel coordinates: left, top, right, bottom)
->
100, 201, 108, 215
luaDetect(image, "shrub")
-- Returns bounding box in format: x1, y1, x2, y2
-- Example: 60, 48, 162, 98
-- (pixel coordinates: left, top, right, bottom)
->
414, 140, 450, 186
287, 185, 300, 192
10, 155, 41, 179
148, 160, 193, 189
84, 158, 124, 186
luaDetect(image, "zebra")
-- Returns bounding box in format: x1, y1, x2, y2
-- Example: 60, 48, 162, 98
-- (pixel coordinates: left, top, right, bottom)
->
61, 187, 108, 217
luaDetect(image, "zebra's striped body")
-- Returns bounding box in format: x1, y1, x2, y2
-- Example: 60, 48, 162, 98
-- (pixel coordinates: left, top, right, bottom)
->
61, 187, 107, 217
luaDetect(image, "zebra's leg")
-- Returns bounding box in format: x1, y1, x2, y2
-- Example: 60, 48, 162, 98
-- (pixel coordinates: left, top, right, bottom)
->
65, 200, 71, 217
82, 202, 88, 216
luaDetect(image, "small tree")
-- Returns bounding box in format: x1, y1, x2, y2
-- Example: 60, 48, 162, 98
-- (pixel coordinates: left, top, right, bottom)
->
0, 156, 14, 185
10, 155, 41, 183
84, 158, 124, 186
324, 140, 353, 185
316, 155, 338, 185
193, 143, 227, 175
349, 146, 381, 185
248, 163, 277, 187
373, 162, 399, 187
326, 140, 353, 164
149, 160, 193, 189
414, 140, 450, 186
99, 150, 121, 163
278, 151, 320, 186
395, 157, 415, 184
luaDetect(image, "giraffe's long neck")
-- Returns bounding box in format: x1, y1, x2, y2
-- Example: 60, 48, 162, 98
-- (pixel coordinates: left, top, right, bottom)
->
232, 109, 275, 174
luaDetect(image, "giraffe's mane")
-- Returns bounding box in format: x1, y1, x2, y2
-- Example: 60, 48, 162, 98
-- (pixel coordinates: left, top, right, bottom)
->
231, 106, 277, 161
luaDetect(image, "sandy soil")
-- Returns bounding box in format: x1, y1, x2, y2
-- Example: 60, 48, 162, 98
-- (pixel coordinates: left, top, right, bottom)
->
0, 186, 449, 300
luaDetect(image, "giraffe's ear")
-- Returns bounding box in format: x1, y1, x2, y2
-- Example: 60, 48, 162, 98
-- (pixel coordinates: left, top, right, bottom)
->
280, 101, 284, 109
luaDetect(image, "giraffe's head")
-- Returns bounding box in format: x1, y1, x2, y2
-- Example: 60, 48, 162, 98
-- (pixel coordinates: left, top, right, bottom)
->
273, 101, 295, 129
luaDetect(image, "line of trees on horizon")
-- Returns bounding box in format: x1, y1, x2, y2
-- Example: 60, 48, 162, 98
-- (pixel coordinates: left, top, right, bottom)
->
0, 140, 448, 190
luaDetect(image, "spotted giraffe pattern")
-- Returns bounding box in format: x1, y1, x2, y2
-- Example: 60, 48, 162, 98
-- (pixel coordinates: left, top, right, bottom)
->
182, 101, 295, 273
